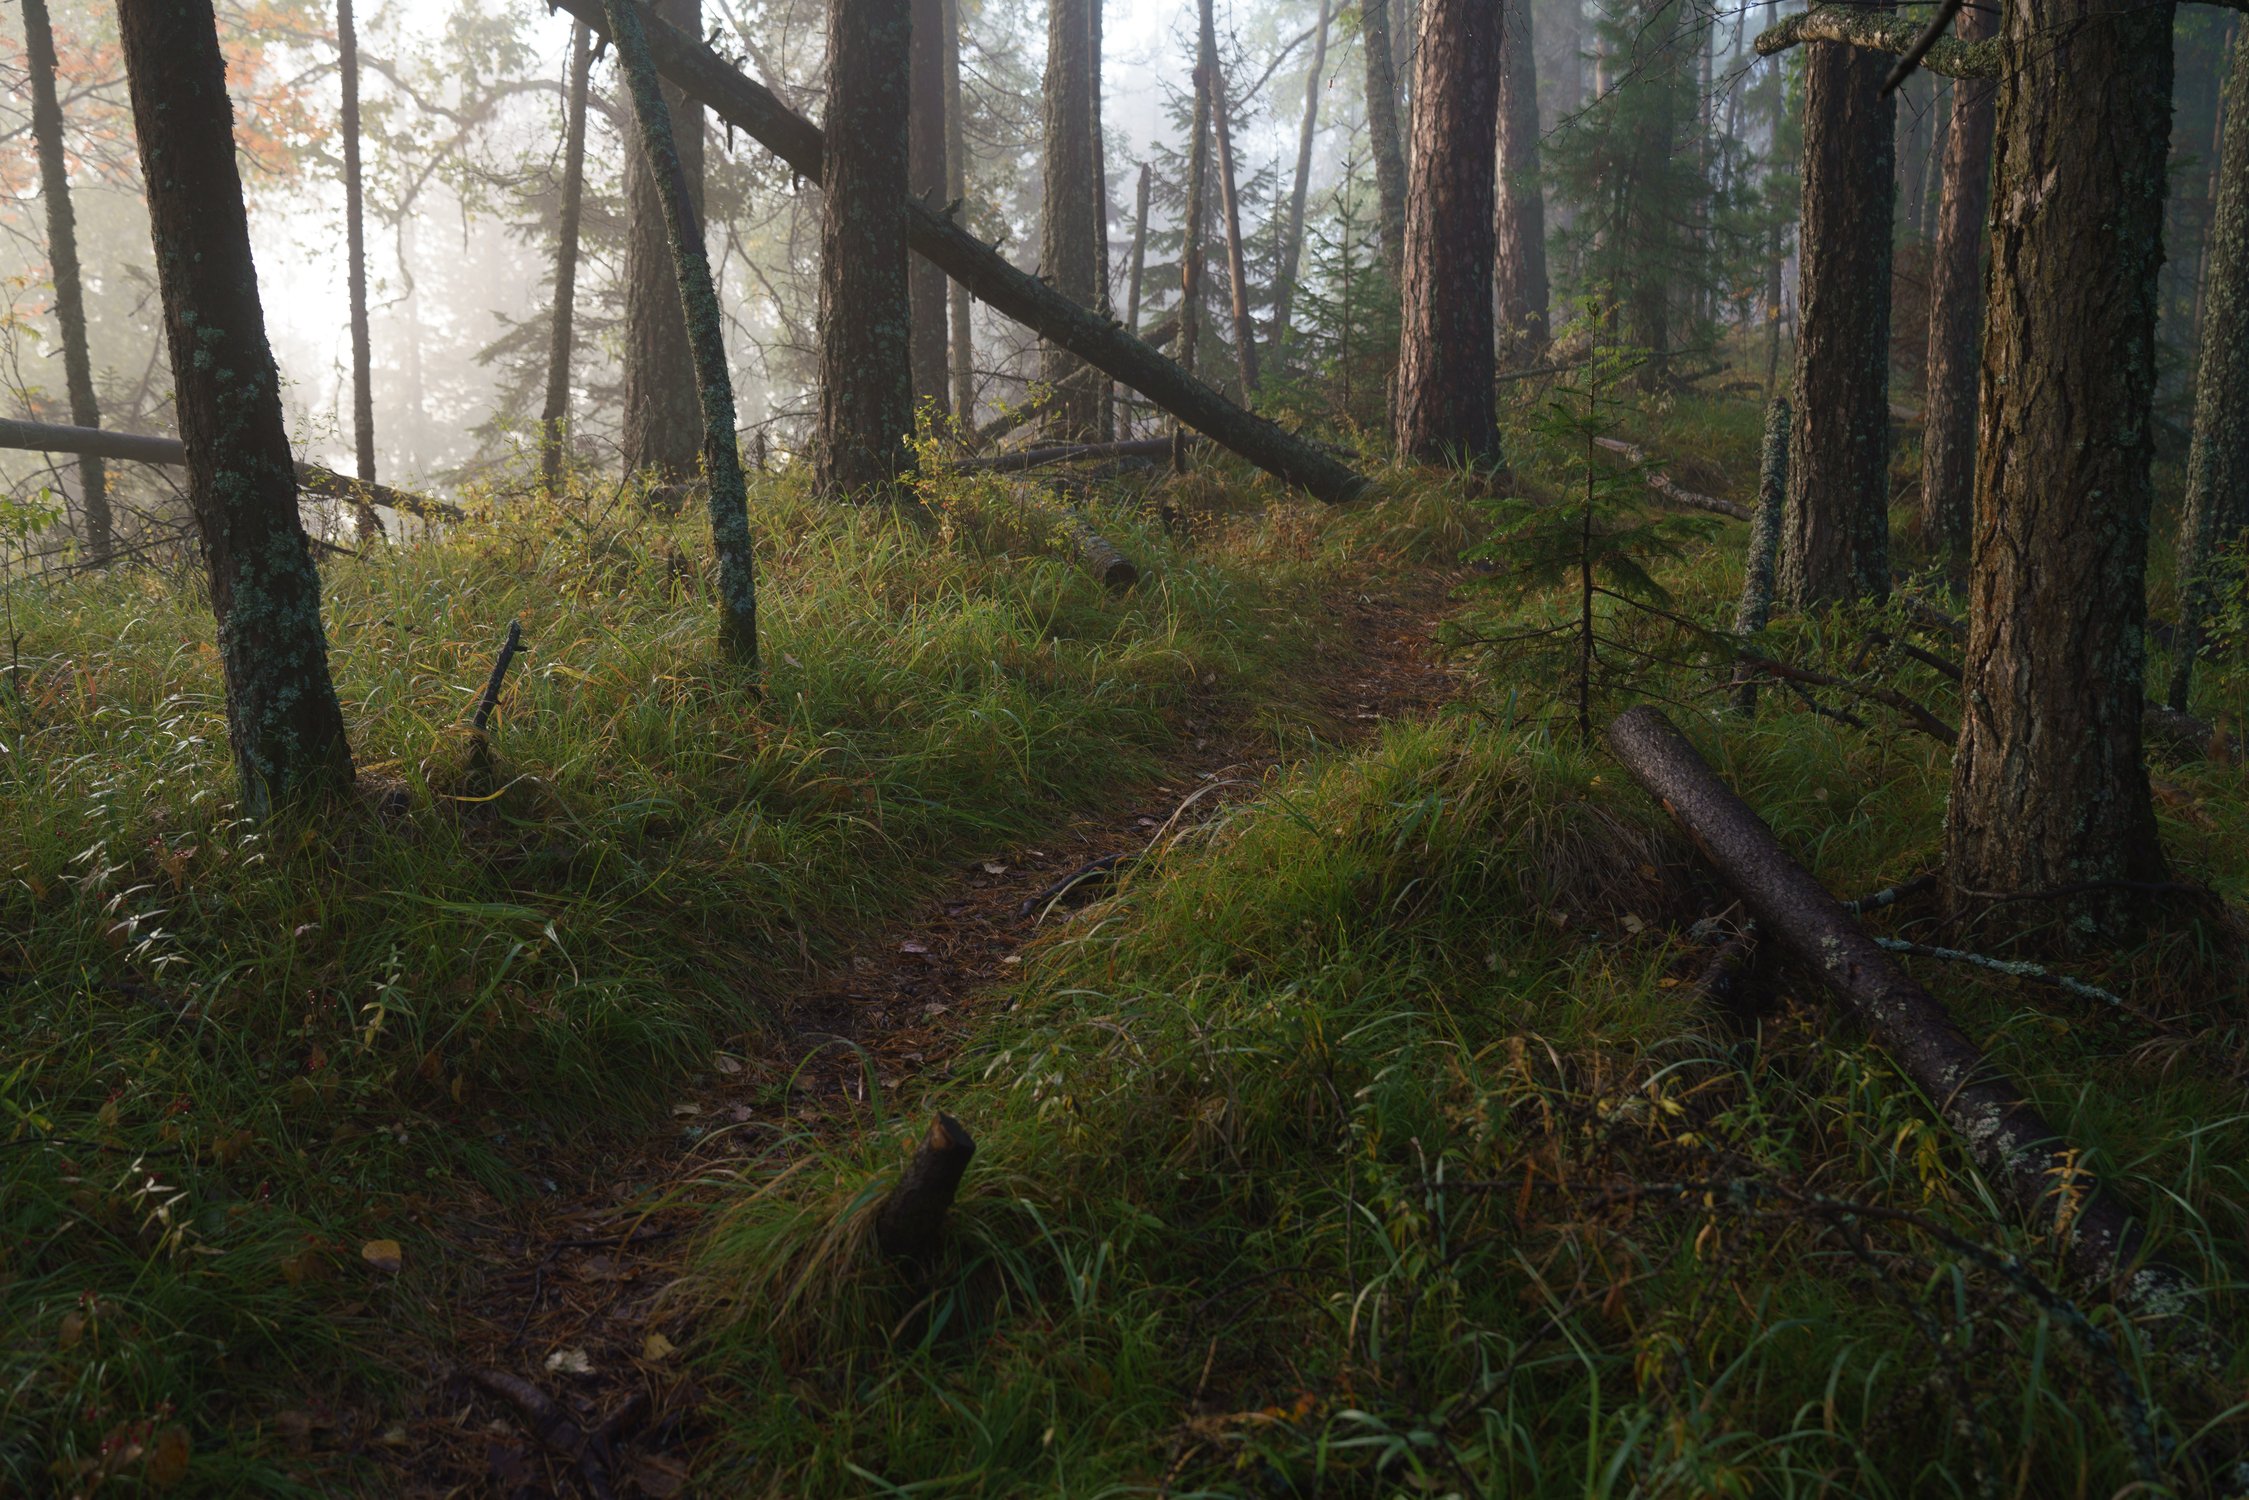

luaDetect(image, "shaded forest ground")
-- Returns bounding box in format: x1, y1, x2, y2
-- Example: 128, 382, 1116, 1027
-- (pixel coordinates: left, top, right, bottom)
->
5, 385, 2249, 1496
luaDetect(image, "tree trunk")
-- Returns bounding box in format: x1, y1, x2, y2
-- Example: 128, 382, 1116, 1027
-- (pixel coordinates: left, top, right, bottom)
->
1203, 0, 1260, 398
1041, 0, 1105, 438
1362, 0, 1410, 282
1120, 161, 1152, 437
1270, 0, 1330, 376
1493, 0, 1549, 359
604, 0, 759, 660
1945, 0, 2173, 931
1731, 398, 1791, 714
1918, 0, 1992, 556
117, 0, 354, 812
622, 0, 705, 488
943, 0, 975, 425
1392, 0, 1503, 467
909, 0, 952, 418
338, 0, 382, 543
2170, 29, 2249, 712
1779, 16, 1894, 608
539, 23, 596, 492
817, 0, 917, 496
23, 0, 108, 564
1179, 32, 1213, 382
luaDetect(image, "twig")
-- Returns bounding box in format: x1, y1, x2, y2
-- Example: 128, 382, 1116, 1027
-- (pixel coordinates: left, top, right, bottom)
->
473, 620, 525, 734
1842, 873, 1940, 914
1881, 0, 1966, 94
1872, 936, 2160, 1024
1737, 652, 1957, 743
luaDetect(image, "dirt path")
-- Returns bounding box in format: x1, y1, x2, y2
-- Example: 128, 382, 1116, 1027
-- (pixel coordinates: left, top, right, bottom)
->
368, 572, 1464, 1497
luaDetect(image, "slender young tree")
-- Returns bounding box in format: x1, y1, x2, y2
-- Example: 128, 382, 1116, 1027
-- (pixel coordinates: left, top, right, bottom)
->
338, 0, 381, 539
118, 0, 354, 811
1120, 160, 1152, 434
1179, 42, 1214, 379
1492, 0, 1549, 358
1392, 0, 1503, 466
1777, 21, 1893, 608
2171, 28, 2249, 712
1918, 0, 1993, 556
1361, 0, 1410, 280
1272, 0, 1332, 373
817, 0, 917, 495
622, 0, 705, 491
1202, 0, 1260, 396
539, 22, 596, 491
909, 0, 952, 417
943, 0, 974, 424
603, 0, 758, 658
23, 0, 108, 562
1040, 0, 1105, 437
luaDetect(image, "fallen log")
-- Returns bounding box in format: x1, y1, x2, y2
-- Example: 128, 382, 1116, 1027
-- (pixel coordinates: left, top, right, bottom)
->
1592, 435, 1751, 521
876, 1113, 975, 1265
953, 437, 1183, 476
0, 415, 464, 524
1059, 514, 1139, 591
1607, 706, 2201, 1334
973, 319, 1180, 449
542, 0, 1367, 505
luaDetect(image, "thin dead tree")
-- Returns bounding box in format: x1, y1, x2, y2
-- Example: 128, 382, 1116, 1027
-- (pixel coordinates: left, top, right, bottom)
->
539, 22, 596, 491
1202, 0, 1260, 396
1271, 0, 1332, 375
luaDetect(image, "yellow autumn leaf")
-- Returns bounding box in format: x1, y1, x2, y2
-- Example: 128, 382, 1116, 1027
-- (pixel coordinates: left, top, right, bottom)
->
361, 1239, 403, 1274
642, 1331, 677, 1362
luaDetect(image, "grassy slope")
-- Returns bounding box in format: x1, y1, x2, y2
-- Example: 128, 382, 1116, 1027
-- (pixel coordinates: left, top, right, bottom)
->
691, 401, 2249, 1496
0, 466, 1446, 1491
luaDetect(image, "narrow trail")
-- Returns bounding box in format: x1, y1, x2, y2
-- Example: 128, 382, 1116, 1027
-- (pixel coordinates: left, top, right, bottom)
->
371, 571, 1466, 1497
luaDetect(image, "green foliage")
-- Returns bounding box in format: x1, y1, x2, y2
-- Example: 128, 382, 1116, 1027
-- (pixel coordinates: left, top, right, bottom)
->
1274, 153, 1401, 440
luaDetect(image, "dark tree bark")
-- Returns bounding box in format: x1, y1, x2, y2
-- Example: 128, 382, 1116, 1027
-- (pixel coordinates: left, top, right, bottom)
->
817, 0, 916, 496
1361, 0, 1410, 281
909, 0, 952, 418
1778, 15, 1894, 608
118, 0, 354, 812
23, 0, 108, 563
1179, 29, 1213, 381
1041, 0, 1105, 438
1492, 0, 1549, 359
1270, 0, 1331, 375
943, 0, 974, 425
1197, 0, 1259, 397
338, 0, 380, 543
539, 23, 596, 492
604, 0, 759, 659
876, 1114, 975, 1264
1731, 398, 1791, 715
1123, 160, 1152, 339
2170, 30, 2249, 712
1391, 0, 1503, 467
1918, 0, 1992, 556
622, 0, 705, 488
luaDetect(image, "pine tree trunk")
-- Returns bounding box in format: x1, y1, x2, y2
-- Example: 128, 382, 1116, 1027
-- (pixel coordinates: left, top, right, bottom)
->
22, 0, 108, 563
1918, 0, 1992, 556
1121, 160, 1152, 436
909, 0, 952, 418
1203, 0, 1260, 398
118, 0, 353, 811
603, 0, 759, 659
338, 0, 381, 542
1392, 0, 1503, 466
817, 0, 917, 496
1179, 44, 1213, 381
1271, 0, 1330, 376
540, 22, 595, 492
1493, 0, 1549, 360
1945, 0, 2173, 930
1779, 16, 1894, 608
943, 0, 974, 425
1041, 0, 1104, 438
622, 0, 705, 489
2169, 27, 2249, 712
1361, 0, 1410, 282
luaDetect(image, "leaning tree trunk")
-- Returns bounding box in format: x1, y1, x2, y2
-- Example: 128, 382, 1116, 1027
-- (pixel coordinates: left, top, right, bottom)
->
1946, 0, 2173, 930
1778, 16, 1894, 608
1492, 0, 1549, 360
622, 0, 706, 489
1918, 0, 1993, 557
338, 0, 381, 540
943, 0, 975, 425
817, 0, 917, 496
539, 22, 596, 491
1040, 0, 1105, 439
604, 0, 759, 659
2170, 29, 2249, 713
1391, 0, 1503, 467
118, 0, 354, 812
1179, 37, 1213, 381
1204, 0, 1260, 399
1361, 0, 1411, 282
23, 0, 108, 563
1270, 0, 1331, 375
908, 0, 952, 418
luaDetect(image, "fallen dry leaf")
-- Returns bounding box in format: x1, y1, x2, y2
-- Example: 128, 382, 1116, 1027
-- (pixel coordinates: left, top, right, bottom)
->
642, 1331, 677, 1362
544, 1347, 595, 1377
360, 1239, 403, 1274
144, 1425, 191, 1489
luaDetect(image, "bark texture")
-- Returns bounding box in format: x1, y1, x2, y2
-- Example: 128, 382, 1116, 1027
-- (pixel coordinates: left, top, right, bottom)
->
118, 0, 354, 811
1361, 0, 1410, 281
1918, 0, 1993, 556
539, 23, 596, 491
1391, 0, 1503, 467
1492, 0, 1549, 358
943, 0, 974, 424
1271, 0, 1331, 374
1780, 18, 1894, 607
909, 0, 952, 417
1945, 0, 2173, 926
1041, 0, 1105, 437
604, 0, 759, 659
817, 0, 916, 496
621, 0, 705, 485
1731, 398, 1790, 714
2170, 30, 2249, 712
24, 0, 108, 561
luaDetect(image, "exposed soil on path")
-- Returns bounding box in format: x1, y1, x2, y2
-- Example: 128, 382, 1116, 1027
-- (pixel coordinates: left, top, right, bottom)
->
358, 571, 1465, 1497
